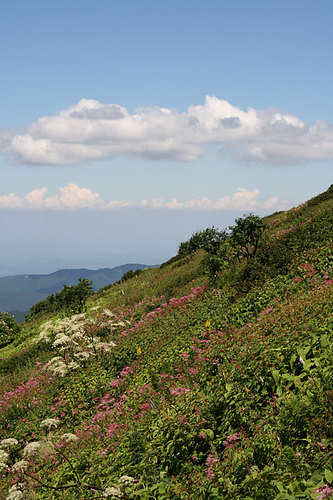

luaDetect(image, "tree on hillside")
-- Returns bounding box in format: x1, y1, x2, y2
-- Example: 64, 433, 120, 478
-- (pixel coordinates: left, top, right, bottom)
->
61, 278, 93, 314
178, 227, 227, 257
229, 213, 267, 262
0, 312, 21, 348
26, 278, 94, 320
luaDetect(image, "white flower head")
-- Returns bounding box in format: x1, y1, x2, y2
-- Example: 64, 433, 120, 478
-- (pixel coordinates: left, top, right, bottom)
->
74, 351, 91, 360
11, 460, 29, 472
71, 313, 86, 322
47, 358, 68, 377
68, 361, 79, 370
103, 487, 122, 498
53, 334, 70, 347
61, 433, 79, 443
23, 441, 41, 456
6, 483, 25, 500
96, 342, 116, 352
0, 448, 9, 463
72, 331, 84, 340
0, 438, 18, 447
102, 309, 115, 317
40, 418, 59, 430
6, 491, 24, 500
118, 475, 135, 486
37, 330, 51, 343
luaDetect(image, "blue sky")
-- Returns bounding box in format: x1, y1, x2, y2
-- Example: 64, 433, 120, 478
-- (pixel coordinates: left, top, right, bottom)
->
0, 0, 332, 274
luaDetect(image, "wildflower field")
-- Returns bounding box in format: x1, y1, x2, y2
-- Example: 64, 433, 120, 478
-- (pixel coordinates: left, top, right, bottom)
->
0, 186, 332, 499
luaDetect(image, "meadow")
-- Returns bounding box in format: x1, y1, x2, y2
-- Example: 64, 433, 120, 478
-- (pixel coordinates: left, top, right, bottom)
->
0, 186, 332, 499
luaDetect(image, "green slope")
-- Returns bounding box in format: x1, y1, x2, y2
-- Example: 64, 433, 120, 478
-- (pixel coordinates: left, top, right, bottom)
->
0, 186, 332, 500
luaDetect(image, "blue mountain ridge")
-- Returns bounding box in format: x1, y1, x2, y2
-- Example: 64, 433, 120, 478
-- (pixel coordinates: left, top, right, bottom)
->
0, 264, 154, 319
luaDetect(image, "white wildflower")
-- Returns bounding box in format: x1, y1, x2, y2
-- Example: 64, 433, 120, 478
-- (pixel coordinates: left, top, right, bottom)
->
71, 313, 86, 321
61, 433, 79, 443
103, 487, 122, 498
102, 309, 114, 317
40, 418, 59, 430
47, 358, 68, 377
71, 331, 84, 340
37, 330, 51, 343
6, 483, 25, 500
70, 323, 85, 334
95, 342, 116, 352
0, 462, 9, 471
11, 460, 29, 472
0, 449, 9, 463
42, 320, 54, 330
0, 438, 18, 447
118, 475, 135, 486
68, 361, 79, 370
23, 441, 40, 456
53, 334, 70, 346
74, 351, 91, 360
6, 491, 24, 500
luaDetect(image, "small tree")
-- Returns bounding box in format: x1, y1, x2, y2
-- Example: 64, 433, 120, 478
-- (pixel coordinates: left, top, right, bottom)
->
229, 213, 266, 262
64, 278, 93, 314
0, 312, 21, 348
178, 227, 227, 256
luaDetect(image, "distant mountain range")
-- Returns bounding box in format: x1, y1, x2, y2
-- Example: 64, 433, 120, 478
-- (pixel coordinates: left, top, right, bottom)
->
0, 264, 153, 320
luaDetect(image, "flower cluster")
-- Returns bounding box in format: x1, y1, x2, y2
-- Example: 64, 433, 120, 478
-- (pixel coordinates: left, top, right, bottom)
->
38, 312, 119, 377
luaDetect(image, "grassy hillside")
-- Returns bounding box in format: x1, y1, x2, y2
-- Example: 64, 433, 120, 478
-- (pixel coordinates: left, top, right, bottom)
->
0, 187, 332, 499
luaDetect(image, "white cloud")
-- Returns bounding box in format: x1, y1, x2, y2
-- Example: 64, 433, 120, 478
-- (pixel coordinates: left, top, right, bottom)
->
0, 193, 24, 208
0, 184, 104, 210
0, 184, 287, 211
3, 96, 333, 165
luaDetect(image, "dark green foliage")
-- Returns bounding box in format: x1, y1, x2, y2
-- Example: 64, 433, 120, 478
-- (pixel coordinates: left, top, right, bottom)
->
306, 183, 333, 207
178, 227, 227, 257
61, 278, 94, 313
228, 213, 267, 261
120, 268, 143, 282
229, 205, 333, 294
26, 278, 93, 320
160, 254, 185, 268
0, 312, 21, 348
201, 254, 225, 285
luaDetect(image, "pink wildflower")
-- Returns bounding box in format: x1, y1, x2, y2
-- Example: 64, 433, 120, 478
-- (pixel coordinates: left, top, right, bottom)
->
315, 485, 333, 499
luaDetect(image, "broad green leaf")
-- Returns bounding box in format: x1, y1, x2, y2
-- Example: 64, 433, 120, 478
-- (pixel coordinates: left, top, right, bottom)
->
325, 469, 333, 483
272, 369, 280, 384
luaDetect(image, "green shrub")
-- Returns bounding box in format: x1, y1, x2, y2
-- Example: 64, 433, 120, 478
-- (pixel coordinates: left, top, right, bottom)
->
178, 227, 227, 257
0, 312, 21, 348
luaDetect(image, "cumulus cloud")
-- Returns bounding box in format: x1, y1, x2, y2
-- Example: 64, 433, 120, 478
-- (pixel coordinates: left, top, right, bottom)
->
2, 96, 333, 165
0, 184, 286, 211
0, 183, 104, 209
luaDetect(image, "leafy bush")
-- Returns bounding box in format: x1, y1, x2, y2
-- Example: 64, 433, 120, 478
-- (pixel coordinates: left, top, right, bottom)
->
0, 312, 20, 348
178, 227, 227, 257
120, 268, 143, 282
228, 213, 267, 261
26, 278, 93, 320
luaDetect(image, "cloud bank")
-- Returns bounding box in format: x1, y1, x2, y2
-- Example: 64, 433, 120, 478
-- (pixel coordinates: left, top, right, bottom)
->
0, 183, 285, 211
1, 96, 333, 165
